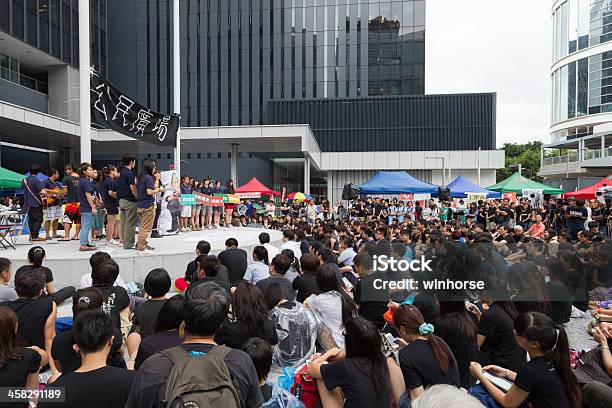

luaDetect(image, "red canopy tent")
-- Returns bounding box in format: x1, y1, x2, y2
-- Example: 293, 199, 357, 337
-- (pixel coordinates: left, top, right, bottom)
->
235, 177, 280, 196
563, 174, 612, 199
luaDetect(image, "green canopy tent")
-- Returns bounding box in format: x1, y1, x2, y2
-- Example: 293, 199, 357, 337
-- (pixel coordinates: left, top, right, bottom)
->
0, 167, 26, 189
487, 172, 564, 195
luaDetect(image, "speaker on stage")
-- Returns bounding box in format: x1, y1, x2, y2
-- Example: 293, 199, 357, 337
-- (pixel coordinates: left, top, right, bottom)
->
342, 183, 359, 200
438, 187, 451, 202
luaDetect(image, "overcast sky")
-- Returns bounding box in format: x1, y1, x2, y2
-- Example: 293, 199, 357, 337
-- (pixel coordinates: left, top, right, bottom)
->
425, 0, 551, 147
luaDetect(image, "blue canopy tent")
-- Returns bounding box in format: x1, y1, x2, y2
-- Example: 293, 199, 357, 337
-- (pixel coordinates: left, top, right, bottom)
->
446, 175, 501, 199
357, 171, 439, 195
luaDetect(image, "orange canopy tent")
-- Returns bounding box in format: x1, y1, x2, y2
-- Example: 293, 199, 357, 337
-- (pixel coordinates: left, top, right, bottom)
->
235, 177, 280, 196
563, 175, 612, 200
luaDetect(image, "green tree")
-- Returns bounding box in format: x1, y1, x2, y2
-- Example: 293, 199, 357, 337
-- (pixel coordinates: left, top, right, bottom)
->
497, 141, 543, 182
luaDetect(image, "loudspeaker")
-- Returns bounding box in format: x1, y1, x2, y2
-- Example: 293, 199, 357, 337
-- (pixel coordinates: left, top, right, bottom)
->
342, 183, 359, 200
438, 187, 451, 202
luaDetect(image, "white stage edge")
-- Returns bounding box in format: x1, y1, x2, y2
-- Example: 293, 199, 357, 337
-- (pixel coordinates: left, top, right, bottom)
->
4, 227, 283, 288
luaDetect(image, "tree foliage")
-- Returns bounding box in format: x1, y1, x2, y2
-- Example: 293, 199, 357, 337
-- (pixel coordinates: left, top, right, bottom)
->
497, 141, 543, 182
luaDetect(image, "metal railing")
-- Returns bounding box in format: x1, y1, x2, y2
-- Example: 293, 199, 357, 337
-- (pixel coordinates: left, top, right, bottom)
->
0, 66, 48, 94
542, 147, 612, 166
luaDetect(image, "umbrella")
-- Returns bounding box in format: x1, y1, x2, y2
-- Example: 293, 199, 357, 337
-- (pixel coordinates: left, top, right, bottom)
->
287, 192, 313, 203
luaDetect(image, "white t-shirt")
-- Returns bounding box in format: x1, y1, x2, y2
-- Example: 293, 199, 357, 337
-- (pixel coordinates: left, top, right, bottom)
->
263, 243, 280, 261
80, 273, 128, 290
338, 248, 357, 266
280, 241, 302, 260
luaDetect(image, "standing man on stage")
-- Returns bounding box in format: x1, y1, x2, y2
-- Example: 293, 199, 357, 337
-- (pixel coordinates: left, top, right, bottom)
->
60, 164, 80, 241
22, 164, 48, 242
43, 169, 63, 240
117, 154, 138, 250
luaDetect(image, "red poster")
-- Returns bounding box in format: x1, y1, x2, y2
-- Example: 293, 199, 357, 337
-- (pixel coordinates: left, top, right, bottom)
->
502, 192, 517, 203
400, 193, 414, 201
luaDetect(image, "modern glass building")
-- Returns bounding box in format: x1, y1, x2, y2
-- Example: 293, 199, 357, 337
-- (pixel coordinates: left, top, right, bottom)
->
541, 0, 612, 189
107, 0, 425, 127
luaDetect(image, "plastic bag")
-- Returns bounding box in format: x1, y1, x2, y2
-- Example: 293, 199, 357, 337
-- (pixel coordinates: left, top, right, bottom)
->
261, 368, 305, 408
268, 301, 317, 369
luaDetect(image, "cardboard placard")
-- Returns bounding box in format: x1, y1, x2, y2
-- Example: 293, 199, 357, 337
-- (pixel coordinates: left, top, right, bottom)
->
180, 194, 197, 206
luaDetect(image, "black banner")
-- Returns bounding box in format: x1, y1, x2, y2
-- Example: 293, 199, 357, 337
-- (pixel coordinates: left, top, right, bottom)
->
90, 71, 179, 147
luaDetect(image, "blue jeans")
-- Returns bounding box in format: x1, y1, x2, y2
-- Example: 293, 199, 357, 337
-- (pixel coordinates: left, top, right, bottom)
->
79, 212, 94, 246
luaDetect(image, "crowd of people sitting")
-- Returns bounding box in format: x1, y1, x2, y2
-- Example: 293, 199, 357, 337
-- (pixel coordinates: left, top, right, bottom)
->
2, 161, 612, 407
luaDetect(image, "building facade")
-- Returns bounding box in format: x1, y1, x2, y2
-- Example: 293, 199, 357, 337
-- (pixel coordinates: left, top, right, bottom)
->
0, 0, 505, 201
540, 0, 612, 190
107, 0, 425, 127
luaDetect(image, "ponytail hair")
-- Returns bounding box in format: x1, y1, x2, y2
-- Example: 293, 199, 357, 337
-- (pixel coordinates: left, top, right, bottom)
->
393, 304, 455, 374
71, 287, 105, 317
27, 246, 45, 268
514, 312, 581, 408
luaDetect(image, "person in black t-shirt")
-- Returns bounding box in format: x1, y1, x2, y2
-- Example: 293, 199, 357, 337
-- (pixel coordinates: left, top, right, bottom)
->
60, 163, 81, 241
470, 312, 580, 408
91, 260, 130, 330
0, 306, 46, 408
307, 317, 391, 408
469, 301, 526, 373
15, 246, 75, 305
45, 310, 135, 408
353, 252, 389, 329
565, 198, 588, 241
436, 301, 479, 389
218, 238, 249, 284
256, 254, 295, 301
292, 253, 322, 303
186, 255, 231, 298
389, 304, 459, 407
126, 268, 171, 360
126, 282, 263, 408
242, 337, 274, 402
51, 288, 125, 375
134, 294, 184, 370
1, 268, 57, 372
214, 282, 278, 349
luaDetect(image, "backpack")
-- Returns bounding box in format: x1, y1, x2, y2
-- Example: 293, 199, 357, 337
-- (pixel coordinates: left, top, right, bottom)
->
290, 364, 319, 408
161, 345, 242, 408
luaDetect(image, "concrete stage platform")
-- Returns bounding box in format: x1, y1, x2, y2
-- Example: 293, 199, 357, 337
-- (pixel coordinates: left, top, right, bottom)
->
4, 227, 283, 288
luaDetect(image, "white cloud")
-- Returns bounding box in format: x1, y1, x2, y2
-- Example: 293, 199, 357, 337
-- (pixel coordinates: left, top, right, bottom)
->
425, 0, 551, 147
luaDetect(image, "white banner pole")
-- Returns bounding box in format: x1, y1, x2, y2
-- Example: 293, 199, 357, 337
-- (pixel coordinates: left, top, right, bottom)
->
78, 0, 91, 163
173, 0, 181, 175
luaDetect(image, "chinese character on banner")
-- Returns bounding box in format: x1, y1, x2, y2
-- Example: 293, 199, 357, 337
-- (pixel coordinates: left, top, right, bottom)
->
131, 109, 153, 136
112, 95, 135, 127
400, 193, 414, 201
152, 115, 172, 142
91, 83, 108, 121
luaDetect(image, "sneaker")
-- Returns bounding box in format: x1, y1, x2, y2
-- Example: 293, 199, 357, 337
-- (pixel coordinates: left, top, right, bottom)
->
124, 245, 135, 250
145, 245, 155, 251
79, 246, 96, 252
180, 228, 186, 233
138, 249, 155, 255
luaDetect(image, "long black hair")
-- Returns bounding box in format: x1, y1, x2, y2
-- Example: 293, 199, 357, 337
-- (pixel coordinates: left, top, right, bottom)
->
231, 282, 268, 338
344, 317, 389, 397
438, 301, 477, 342
315, 263, 357, 326
514, 312, 581, 408
139, 159, 155, 179
154, 294, 185, 332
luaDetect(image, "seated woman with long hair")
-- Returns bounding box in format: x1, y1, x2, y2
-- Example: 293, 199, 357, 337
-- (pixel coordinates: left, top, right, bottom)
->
307, 317, 392, 408
305, 263, 357, 349
389, 304, 459, 408
470, 311, 581, 408
214, 282, 278, 349
0, 306, 47, 408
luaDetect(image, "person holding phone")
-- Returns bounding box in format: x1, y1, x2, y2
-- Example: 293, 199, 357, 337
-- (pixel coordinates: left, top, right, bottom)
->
469, 312, 580, 408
